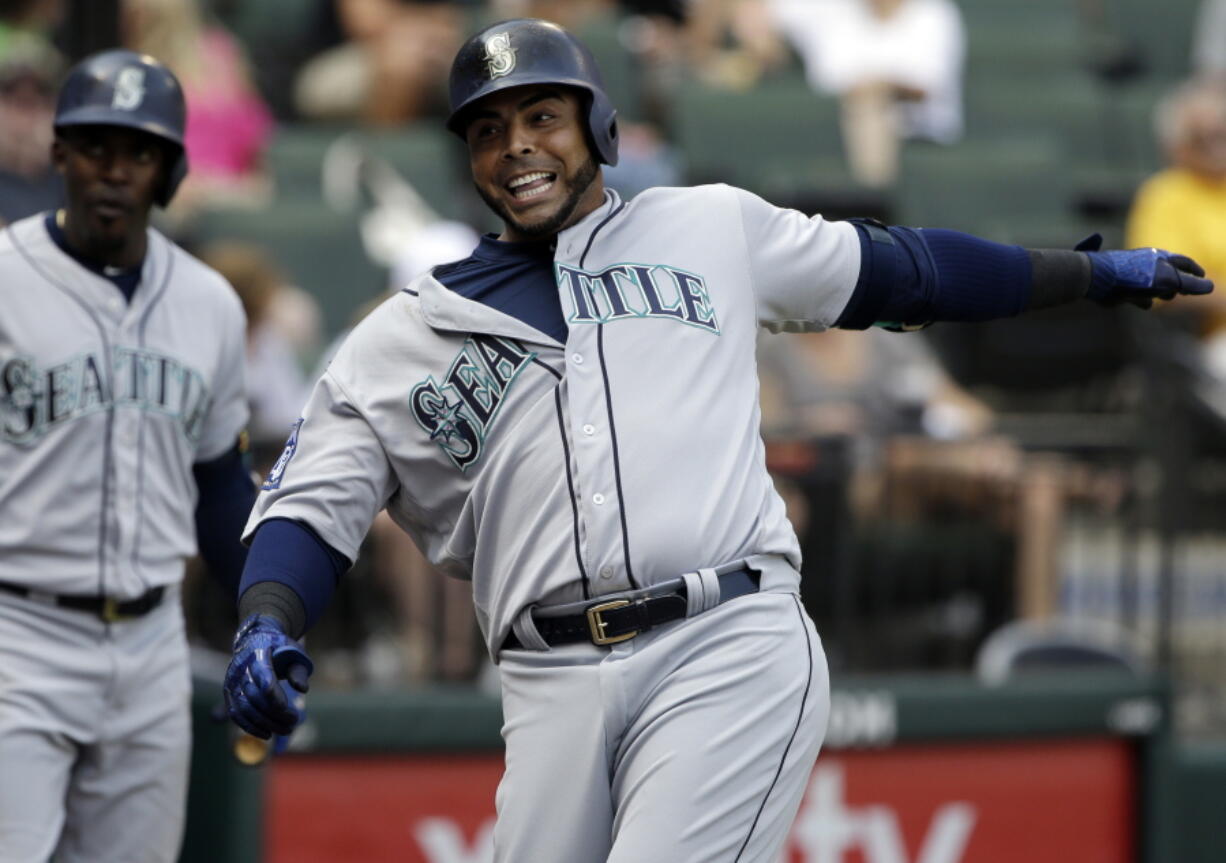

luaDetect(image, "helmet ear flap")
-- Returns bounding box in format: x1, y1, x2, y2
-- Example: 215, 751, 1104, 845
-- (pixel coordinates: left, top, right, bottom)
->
158, 145, 188, 207
586, 88, 618, 167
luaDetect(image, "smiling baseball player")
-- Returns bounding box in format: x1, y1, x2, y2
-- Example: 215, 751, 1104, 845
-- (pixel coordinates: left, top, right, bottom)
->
0, 51, 255, 862
223, 18, 1213, 862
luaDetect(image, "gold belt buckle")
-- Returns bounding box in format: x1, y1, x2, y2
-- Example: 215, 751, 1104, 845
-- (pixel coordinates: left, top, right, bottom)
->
586, 599, 635, 645
100, 597, 124, 623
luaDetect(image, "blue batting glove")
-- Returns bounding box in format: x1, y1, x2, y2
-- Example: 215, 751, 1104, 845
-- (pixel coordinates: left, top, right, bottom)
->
1079, 235, 1214, 309
223, 614, 314, 740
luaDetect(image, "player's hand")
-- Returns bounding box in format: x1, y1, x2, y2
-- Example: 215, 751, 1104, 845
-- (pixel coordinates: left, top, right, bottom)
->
1080, 236, 1214, 309
223, 614, 314, 739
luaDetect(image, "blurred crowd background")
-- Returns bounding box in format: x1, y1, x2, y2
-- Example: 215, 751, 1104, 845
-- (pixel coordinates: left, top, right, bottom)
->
6, 0, 1226, 738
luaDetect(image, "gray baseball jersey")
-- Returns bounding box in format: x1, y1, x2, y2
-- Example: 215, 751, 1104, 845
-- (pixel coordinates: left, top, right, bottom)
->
245, 185, 859, 651
0, 213, 248, 862
247, 184, 858, 861
248, 184, 857, 861
0, 215, 248, 595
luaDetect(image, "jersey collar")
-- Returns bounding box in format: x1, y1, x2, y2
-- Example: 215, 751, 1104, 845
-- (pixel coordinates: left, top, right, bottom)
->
408, 188, 626, 344
412, 273, 565, 346
555, 188, 624, 265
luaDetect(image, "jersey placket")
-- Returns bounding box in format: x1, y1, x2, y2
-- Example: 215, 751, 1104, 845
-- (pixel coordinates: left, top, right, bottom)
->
553, 190, 636, 595
562, 321, 633, 593
104, 287, 147, 597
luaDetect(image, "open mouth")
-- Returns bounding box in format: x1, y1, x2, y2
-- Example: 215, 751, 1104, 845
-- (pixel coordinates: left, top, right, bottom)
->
505, 171, 557, 201
91, 198, 131, 220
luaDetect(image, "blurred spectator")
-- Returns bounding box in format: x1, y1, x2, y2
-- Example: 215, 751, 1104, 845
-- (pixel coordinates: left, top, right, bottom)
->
196, 242, 314, 463
684, 0, 792, 90
755, 327, 1078, 644
0, 21, 61, 223
122, 0, 275, 216
293, 0, 463, 126
1126, 78, 1226, 342
0, 0, 61, 36
491, 0, 613, 31
756, 326, 999, 564
767, 0, 965, 187
757, 327, 994, 476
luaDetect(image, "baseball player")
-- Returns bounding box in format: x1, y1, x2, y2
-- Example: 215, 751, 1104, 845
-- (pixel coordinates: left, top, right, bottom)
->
0, 51, 255, 862
223, 19, 1213, 862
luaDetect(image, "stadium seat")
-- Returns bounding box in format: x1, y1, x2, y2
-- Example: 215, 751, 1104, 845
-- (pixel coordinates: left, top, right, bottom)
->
265, 124, 472, 221
896, 135, 1082, 245
192, 204, 386, 340
672, 73, 853, 201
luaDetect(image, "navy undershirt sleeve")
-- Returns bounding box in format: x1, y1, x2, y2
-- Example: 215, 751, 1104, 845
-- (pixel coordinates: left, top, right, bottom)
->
239, 517, 350, 632
837, 222, 1032, 328
192, 442, 257, 599
918, 228, 1032, 321
433, 234, 568, 342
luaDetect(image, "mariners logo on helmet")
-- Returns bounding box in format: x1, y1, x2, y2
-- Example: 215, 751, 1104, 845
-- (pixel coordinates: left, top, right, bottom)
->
483, 32, 516, 80
111, 67, 147, 111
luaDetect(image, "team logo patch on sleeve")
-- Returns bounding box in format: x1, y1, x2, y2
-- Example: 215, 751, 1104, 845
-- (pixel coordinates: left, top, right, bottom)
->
263, 418, 303, 490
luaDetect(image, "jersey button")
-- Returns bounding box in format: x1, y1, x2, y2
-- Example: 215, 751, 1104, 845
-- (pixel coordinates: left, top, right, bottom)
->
582, 424, 595, 435
599, 566, 614, 579
571, 353, 584, 364
592, 493, 605, 505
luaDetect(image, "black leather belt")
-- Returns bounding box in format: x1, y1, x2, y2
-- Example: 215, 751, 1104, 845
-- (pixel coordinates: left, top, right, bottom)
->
0, 580, 166, 622
503, 567, 760, 650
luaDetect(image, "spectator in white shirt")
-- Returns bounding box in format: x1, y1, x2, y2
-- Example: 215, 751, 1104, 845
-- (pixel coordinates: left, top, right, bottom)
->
769, 0, 966, 186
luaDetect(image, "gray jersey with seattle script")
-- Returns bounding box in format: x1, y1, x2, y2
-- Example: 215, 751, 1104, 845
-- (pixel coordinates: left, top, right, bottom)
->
245, 185, 860, 653
0, 214, 249, 598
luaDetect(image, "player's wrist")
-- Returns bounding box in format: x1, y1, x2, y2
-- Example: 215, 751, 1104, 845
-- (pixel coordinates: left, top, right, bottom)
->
238, 581, 307, 639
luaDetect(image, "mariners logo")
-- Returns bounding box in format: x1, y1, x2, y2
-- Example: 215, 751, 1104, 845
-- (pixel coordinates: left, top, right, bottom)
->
111, 67, 146, 111
483, 32, 516, 79
411, 335, 533, 471
263, 418, 303, 490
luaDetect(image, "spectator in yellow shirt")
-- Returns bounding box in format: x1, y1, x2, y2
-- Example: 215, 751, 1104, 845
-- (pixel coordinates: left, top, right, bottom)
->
1127, 78, 1226, 337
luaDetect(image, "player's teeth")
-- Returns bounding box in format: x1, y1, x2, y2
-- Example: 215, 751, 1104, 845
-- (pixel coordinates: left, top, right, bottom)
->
517, 183, 553, 199
509, 172, 551, 189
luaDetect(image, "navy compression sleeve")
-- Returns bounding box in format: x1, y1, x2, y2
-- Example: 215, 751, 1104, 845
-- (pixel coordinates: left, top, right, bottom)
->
837, 223, 1033, 328
193, 442, 257, 599
239, 518, 350, 636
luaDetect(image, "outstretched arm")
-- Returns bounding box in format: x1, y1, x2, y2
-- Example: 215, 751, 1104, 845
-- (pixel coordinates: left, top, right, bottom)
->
835, 221, 1214, 331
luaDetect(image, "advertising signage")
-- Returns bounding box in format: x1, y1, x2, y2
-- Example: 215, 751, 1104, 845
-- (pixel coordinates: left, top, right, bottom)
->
265, 737, 1136, 863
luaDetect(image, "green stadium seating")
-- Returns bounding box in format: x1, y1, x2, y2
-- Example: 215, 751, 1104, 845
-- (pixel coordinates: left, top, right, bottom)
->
264, 124, 471, 221
192, 204, 386, 340
896, 135, 1089, 245
671, 72, 854, 200
1111, 0, 1202, 80
575, 13, 646, 124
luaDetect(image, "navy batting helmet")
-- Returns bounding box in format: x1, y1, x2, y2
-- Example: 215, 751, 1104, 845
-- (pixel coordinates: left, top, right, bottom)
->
446, 19, 619, 166
54, 50, 188, 206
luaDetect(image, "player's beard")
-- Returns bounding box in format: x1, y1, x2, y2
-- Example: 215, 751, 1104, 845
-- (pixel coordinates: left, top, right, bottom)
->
478, 154, 600, 240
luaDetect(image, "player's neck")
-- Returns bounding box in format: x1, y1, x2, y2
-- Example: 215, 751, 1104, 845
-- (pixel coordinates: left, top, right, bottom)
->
57, 208, 148, 270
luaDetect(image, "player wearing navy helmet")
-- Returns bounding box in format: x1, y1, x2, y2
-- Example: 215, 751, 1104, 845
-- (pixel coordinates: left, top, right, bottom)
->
223, 19, 1212, 862
0, 50, 255, 861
